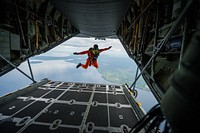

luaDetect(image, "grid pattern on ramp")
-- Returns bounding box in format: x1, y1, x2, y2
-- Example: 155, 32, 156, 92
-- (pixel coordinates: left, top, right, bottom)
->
0, 81, 139, 133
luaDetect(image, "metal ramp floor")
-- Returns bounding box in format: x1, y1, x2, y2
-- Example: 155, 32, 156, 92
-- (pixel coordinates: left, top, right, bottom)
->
0, 79, 144, 133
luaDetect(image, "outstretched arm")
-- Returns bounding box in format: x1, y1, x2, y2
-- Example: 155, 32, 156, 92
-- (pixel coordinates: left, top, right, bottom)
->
99, 46, 112, 53
73, 50, 89, 55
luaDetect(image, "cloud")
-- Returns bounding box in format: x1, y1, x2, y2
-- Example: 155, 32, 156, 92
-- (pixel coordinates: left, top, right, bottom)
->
0, 36, 135, 96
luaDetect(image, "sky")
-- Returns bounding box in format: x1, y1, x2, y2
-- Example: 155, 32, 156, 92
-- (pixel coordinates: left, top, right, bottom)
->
0, 36, 129, 94
0, 36, 158, 111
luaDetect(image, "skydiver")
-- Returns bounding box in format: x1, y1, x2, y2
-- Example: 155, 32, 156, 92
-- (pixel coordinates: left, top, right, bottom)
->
73, 44, 112, 69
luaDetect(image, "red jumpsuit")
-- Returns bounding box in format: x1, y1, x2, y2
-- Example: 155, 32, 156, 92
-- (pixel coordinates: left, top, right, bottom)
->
78, 47, 110, 69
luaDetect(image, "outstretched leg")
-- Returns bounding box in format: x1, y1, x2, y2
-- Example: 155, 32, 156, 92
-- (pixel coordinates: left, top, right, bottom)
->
81, 59, 90, 69
92, 61, 98, 68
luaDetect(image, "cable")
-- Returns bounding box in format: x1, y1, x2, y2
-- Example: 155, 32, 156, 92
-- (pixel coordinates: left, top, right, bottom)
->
7, 0, 50, 25
128, 0, 155, 31
128, 104, 170, 133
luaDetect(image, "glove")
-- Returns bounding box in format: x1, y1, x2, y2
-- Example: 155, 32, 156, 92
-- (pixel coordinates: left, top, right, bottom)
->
73, 52, 79, 55
108, 46, 112, 49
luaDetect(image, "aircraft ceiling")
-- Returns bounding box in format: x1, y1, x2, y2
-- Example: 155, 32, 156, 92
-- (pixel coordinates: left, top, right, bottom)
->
50, 0, 132, 38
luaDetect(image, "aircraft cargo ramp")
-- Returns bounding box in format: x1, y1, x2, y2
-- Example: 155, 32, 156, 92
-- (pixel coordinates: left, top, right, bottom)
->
0, 79, 145, 133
